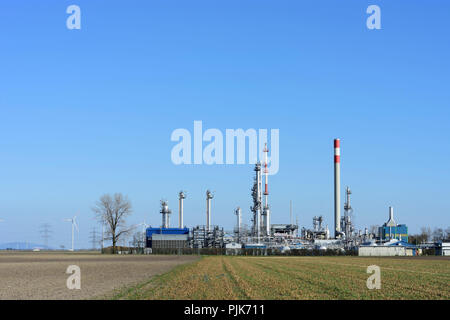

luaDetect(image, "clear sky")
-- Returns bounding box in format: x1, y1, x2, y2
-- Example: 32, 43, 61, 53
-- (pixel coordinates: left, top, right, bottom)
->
0, 0, 449, 249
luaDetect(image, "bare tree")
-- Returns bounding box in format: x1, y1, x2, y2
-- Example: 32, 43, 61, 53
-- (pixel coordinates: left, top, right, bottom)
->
432, 228, 445, 242
131, 231, 145, 249
420, 227, 432, 243
92, 193, 133, 254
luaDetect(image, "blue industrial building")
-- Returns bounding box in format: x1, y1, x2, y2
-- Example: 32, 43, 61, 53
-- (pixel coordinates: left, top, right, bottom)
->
378, 207, 408, 242
146, 227, 189, 248
379, 224, 408, 242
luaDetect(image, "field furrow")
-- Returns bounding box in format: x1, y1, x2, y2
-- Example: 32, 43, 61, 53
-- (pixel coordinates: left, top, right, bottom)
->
111, 255, 450, 300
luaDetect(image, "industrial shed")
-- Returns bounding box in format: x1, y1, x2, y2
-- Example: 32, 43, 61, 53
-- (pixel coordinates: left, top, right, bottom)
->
146, 227, 190, 249
358, 244, 416, 256
225, 243, 242, 255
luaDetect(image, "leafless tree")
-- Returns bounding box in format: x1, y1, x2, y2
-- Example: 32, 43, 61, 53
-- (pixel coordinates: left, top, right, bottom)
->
92, 193, 133, 254
445, 227, 450, 240
132, 231, 145, 249
432, 228, 445, 242
420, 227, 432, 243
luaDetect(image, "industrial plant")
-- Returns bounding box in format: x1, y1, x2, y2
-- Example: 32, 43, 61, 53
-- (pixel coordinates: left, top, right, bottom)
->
143, 139, 415, 256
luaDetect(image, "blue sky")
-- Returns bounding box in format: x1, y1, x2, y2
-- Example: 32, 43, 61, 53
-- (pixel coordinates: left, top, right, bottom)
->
0, 0, 449, 248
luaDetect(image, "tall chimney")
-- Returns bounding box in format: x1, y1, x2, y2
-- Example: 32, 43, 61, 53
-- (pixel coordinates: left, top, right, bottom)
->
235, 207, 242, 241
334, 139, 341, 238
386, 206, 396, 227
256, 163, 262, 241
206, 190, 213, 231
178, 191, 185, 228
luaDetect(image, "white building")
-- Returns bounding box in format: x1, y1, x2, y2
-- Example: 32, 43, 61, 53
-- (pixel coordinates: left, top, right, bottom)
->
438, 241, 450, 256
359, 241, 417, 256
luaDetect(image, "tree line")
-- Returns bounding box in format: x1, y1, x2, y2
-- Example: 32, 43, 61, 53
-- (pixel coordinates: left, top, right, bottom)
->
409, 227, 450, 245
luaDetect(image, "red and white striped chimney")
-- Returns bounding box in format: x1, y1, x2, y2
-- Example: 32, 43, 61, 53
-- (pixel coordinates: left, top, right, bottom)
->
334, 139, 341, 238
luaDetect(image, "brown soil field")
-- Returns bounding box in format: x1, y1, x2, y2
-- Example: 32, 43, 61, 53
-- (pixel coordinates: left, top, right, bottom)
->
0, 252, 198, 300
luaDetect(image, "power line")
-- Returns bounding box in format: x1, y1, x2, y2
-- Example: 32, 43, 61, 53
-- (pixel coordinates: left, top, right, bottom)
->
39, 223, 52, 249
89, 227, 101, 250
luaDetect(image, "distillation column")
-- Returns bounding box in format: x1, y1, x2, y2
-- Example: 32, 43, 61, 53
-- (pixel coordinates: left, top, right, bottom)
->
160, 200, 171, 229
235, 207, 242, 242
343, 186, 353, 239
263, 143, 270, 236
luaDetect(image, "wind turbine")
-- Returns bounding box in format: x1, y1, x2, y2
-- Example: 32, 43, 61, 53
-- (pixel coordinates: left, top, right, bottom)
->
64, 215, 79, 251
140, 220, 149, 247
133, 221, 149, 248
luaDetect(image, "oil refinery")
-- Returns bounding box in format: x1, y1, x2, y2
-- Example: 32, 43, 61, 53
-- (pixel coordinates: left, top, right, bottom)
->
144, 139, 411, 255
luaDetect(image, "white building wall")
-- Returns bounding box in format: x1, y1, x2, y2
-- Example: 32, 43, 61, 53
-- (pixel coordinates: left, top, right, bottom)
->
441, 243, 450, 256
358, 246, 406, 256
